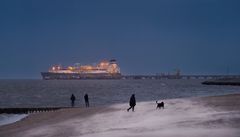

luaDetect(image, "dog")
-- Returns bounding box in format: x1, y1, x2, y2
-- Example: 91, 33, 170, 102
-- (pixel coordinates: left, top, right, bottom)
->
156, 101, 164, 109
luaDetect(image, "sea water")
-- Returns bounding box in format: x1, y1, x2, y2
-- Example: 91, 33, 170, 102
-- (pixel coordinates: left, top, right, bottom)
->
0, 79, 240, 126
0, 114, 28, 126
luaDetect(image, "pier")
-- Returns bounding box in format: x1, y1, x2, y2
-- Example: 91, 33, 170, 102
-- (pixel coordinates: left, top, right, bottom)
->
123, 75, 240, 80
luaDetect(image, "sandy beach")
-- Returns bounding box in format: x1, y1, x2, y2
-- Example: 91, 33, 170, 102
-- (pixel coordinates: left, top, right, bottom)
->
1, 94, 240, 137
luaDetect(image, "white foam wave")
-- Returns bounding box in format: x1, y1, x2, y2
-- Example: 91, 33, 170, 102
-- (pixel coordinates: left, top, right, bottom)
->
0, 114, 28, 126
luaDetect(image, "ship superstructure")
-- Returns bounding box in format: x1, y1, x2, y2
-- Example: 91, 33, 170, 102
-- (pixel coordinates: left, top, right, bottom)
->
41, 59, 121, 80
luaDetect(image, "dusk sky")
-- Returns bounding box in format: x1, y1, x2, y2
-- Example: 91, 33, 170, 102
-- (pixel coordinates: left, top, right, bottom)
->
0, 0, 240, 78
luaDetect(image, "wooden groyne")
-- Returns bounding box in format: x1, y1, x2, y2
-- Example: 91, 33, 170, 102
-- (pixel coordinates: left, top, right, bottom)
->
202, 81, 240, 86
202, 78, 240, 86
0, 107, 65, 114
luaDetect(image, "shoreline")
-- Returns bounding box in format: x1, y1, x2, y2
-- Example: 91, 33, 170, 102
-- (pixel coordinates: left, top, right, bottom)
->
1, 93, 240, 137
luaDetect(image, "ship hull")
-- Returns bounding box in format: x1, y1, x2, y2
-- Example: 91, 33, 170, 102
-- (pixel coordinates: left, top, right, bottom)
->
41, 72, 122, 80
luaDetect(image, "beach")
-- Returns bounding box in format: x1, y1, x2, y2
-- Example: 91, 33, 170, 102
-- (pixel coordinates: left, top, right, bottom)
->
0, 94, 240, 137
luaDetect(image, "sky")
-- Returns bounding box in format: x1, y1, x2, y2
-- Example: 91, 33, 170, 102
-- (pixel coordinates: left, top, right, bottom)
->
0, 0, 240, 78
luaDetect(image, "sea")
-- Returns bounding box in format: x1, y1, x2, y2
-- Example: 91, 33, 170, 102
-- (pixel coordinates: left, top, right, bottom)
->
1, 79, 240, 126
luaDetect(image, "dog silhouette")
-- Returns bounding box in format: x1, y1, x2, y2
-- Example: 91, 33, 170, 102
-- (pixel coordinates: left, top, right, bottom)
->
156, 101, 164, 109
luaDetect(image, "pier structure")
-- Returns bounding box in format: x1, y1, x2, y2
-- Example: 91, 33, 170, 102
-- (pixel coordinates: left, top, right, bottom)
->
123, 75, 240, 80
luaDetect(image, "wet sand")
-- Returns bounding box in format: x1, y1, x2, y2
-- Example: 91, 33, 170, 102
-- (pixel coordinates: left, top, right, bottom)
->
1, 94, 240, 137
0, 107, 117, 137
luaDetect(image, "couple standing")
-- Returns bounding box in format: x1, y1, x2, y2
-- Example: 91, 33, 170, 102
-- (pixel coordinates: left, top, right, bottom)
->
70, 94, 89, 107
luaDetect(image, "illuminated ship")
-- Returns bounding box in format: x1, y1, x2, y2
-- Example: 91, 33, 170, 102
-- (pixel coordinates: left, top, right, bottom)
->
41, 59, 122, 80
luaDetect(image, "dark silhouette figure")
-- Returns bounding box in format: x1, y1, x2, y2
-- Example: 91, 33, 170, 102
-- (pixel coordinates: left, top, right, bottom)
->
84, 94, 89, 107
127, 94, 136, 112
156, 101, 164, 109
70, 94, 76, 107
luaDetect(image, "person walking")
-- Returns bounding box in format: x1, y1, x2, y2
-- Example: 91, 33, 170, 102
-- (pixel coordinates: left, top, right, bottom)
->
70, 94, 76, 107
127, 94, 136, 112
84, 93, 89, 107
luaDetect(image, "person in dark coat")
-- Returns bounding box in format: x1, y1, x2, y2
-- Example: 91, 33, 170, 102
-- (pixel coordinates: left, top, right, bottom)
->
84, 94, 89, 107
70, 94, 76, 107
127, 94, 136, 112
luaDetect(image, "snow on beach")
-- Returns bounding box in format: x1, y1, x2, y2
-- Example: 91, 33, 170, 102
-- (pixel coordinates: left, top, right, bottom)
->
72, 100, 239, 137
13, 96, 240, 137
